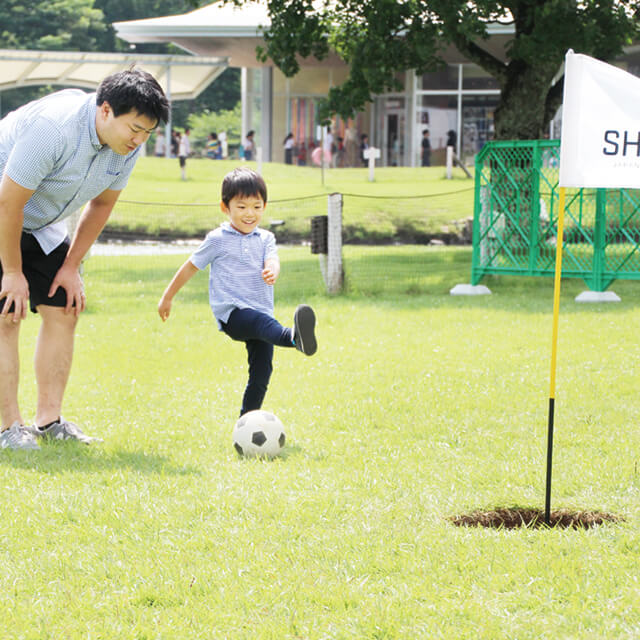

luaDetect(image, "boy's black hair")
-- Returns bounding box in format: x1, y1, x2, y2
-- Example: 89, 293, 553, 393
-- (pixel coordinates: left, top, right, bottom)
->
221, 167, 268, 205
96, 67, 170, 126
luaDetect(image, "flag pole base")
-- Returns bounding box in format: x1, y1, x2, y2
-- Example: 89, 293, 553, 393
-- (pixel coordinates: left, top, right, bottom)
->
450, 283, 492, 296
575, 290, 621, 303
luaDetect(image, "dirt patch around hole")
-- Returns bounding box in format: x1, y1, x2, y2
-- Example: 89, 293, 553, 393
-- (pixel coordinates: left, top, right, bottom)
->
448, 507, 624, 530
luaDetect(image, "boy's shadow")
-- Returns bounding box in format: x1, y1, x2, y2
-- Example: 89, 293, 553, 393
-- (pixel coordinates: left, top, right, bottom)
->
0, 444, 201, 476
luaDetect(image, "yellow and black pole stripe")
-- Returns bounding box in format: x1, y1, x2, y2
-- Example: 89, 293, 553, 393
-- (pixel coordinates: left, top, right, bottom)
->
546, 186, 567, 525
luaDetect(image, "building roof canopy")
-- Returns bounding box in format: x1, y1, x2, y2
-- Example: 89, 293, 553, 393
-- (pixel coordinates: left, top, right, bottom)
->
114, 1, 512, 68
0, 49, 228, 100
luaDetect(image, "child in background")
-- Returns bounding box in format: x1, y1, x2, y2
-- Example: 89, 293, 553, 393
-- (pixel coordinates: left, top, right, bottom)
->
158, 167, 317, 416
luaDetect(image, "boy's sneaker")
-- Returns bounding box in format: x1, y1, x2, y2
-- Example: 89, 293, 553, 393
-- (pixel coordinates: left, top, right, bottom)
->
0, 422, 40, 451
31, 418, 103, 445
293, 304, 317, 356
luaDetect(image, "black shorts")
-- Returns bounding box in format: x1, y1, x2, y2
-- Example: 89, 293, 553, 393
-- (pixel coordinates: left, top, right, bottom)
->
179, 156, 187, 168
0, 232, 72, 314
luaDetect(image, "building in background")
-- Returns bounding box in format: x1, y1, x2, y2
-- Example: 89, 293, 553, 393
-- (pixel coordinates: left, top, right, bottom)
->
114, 3, 638, 167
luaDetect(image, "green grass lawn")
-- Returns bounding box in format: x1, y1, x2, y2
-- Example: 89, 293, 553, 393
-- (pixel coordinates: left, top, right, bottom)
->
106, 157, 475, 241
3, 246, 640, 638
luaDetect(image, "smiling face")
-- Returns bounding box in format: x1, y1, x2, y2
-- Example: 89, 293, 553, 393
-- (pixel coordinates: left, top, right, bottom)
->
221, 193, 266, 234
95, 102, 158, 155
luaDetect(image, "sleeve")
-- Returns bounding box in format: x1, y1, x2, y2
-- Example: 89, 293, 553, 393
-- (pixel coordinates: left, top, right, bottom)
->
264, 230, 278, 262
190, 232, 217, 270
3, 117, 65, 190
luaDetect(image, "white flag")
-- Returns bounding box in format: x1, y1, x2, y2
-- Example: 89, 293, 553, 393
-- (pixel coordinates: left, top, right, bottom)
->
560, 50, 640, 189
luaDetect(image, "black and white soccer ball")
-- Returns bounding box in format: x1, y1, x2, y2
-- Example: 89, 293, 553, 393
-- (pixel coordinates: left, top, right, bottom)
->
233, 410, 286, 458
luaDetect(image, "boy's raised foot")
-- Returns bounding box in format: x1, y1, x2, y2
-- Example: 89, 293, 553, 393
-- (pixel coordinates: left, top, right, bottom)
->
293, 304, 317, 356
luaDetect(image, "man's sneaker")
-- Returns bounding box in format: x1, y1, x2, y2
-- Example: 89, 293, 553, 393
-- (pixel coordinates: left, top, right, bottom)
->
0, 422, 40, 451
31, 418, 103, 445
293, 304, 317, 356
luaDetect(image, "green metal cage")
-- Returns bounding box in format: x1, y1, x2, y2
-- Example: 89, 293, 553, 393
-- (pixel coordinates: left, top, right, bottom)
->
471, 140, 640, 291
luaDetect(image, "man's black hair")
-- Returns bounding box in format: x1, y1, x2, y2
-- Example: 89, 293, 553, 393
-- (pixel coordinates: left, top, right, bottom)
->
96, 68, 170, 126
221, 167, 268, 206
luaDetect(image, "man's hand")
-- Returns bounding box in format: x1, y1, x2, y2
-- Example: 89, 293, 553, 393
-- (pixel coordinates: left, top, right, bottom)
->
0, 271, 29, 322
49, 263, 85, 315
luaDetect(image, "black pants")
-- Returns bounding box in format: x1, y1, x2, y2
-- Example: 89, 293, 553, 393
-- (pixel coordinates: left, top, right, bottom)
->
220, 307, 293, 416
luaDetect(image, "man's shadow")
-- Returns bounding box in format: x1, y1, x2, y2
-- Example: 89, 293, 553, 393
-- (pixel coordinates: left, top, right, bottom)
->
0, 444, 201, 476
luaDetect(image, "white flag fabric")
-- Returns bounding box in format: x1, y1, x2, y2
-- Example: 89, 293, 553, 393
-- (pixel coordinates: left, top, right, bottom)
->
560, 50, 640, 189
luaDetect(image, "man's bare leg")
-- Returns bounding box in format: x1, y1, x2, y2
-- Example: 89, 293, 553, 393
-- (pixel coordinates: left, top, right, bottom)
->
0, 315, 22, 429
34, 305, 78, 427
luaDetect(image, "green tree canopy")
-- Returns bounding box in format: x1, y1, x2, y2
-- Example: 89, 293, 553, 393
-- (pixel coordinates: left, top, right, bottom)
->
0, 0, 105, 50
241, 0, 640, 139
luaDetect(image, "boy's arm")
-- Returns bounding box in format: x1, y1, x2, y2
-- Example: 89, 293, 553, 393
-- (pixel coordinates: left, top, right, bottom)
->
262, 256, 280, 286
158, 259, 199, 321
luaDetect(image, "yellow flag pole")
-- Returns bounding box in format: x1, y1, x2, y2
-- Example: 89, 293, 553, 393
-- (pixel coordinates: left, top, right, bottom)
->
545, 186, 567, 525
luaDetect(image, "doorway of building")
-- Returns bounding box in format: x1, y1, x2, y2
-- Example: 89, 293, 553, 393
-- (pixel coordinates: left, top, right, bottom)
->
385, 109, 406, 166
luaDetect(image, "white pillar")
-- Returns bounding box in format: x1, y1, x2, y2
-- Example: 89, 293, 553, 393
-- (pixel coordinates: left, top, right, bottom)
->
326, 193, 343, 294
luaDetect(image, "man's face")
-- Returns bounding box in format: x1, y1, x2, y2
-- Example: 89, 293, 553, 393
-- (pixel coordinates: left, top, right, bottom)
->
221, 194, 266, 235
96, 102, 157, 156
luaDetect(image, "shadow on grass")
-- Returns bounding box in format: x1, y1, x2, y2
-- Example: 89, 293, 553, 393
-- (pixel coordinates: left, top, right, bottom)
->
0, 444, 201, 476
448, 506, 624, 530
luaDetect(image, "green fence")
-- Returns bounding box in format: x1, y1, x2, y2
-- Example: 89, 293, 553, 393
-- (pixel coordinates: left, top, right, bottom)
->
471, 139, 640, 291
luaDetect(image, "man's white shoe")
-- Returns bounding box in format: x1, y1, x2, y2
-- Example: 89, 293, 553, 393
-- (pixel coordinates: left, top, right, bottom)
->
31, 418, 103, 445
0, 422, 40, 451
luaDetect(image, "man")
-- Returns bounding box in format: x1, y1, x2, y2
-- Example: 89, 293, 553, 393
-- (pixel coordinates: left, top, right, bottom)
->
0, 68, 169, 450
421, 129, 431, 167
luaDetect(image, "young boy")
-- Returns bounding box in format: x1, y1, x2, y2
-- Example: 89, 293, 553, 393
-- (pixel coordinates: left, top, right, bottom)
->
158, 167, 317, 416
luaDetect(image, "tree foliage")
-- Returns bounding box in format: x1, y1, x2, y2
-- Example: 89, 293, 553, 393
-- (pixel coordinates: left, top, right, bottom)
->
245, 0, 640, 139
0, 0, 105, 50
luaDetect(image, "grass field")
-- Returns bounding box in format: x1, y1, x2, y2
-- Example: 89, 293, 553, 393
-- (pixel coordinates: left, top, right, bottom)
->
106, 158, 475, 241
3, 246, 640, 638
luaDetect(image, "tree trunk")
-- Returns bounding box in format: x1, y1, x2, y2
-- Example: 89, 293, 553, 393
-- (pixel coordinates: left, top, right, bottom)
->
493, 63, 558, 140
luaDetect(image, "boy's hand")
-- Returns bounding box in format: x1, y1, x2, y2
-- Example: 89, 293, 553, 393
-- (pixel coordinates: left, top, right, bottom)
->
262, 266, 278, 285
158, 297, 172, 321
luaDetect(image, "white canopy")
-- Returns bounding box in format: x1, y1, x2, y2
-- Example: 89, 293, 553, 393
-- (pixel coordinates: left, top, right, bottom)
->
0, 49, 228, 100
114, 1, 270, 67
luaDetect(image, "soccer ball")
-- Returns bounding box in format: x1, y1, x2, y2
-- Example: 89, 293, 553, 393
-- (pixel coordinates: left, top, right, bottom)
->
233, 410, 286, 458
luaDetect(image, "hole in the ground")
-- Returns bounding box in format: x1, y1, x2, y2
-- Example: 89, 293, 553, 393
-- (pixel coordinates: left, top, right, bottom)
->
448, 507, 624, 530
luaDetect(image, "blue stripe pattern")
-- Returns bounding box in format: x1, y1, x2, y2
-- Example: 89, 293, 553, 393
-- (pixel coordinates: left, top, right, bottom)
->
0, 89, 139, 234
190, 222, 278, 329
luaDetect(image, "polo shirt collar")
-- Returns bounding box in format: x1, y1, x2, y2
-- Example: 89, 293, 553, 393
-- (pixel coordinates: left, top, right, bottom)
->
87, 94, 103, 151
221, 221, 260, 236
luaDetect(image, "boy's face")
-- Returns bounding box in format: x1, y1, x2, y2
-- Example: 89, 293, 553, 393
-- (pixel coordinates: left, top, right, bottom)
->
221, 194, 266, 234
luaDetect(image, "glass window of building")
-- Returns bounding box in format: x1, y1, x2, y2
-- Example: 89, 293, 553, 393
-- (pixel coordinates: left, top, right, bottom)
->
462, 65, 500, 90
420, 65, 458, 91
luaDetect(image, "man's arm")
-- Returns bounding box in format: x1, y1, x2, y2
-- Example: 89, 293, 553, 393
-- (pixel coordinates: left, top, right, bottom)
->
49, 188, 121, 315
0, 175, 35, 321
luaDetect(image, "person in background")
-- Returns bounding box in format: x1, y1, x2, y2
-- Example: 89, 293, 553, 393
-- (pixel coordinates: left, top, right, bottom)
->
421, 129, 431, 167
170, 130, 179, 158
178, 128, 191, 180
297, 141, 307, 166
207, 132, 221, 160
360, 134, 369, 167
244, 130, 255, 161
154, 130, 166, 157
283, 133, 294, 165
